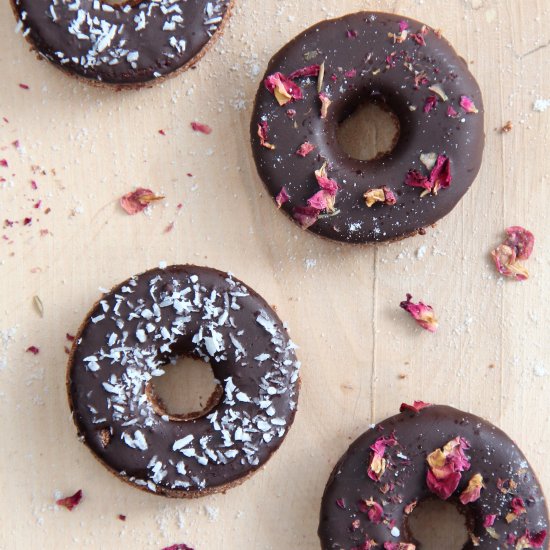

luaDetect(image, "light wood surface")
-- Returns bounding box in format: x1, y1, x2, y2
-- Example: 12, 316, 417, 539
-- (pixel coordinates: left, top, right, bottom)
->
1, 1, 549, 548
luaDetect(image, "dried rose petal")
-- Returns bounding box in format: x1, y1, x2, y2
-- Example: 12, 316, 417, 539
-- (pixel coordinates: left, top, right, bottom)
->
411, 32, 426, 46
118, 514, 126, 521
484, 514, 497, 528
56, 490, 83, 511
506, 497, 527, 523
404, 170, 431, 190
264, 72, 303, 106
426, 437, 471, 500
504, 226, 534, 260
293, 206, 320, 229
427, 469, 462, 500
399, 21, 409, 32
399, 401, 432, 414
0, 159, 8, 168
364, 187, 397, 208
288, 65, 321, 80
460, 95, 479, 114
384, 187, 397, 205
345, 69, 357, 78
383, 543, 416, 550
404, 500, 418, 515
336, 498, 346, 509
257, 121, 275, 150
497, 478, 518, 495
459, 473, 484, 504
296, 142, 315, 157
515, 530, 547, 549
360, 499, 384, 524
364, 188, 386, 208
400, 294, 438, 333
319, 93, 332, 119
120, 188, 165, 215
275, 187, 289, 209
26, 346, 40, 355
367, 435, 398, 481
162, 545, 194, 550
424, 95, 438, 113
347, 29, 358, 39
447, 105, 459, 118
190, 122, 212, 134
429, 155, 452, 194
308, 191, 329, 211
491, 244, 529, 281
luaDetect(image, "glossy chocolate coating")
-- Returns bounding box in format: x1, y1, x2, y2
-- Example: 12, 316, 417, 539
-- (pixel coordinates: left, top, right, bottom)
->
251, 12, 485, 243
67, 265, 300, 497
319, 405, 548, 549
11, 0, 233, 86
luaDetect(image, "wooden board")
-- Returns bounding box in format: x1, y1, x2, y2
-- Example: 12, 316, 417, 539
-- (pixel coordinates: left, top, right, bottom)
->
1, 0, 549, 548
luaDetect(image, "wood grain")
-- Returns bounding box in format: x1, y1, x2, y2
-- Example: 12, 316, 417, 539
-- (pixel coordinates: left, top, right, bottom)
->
0, 1, 548, 548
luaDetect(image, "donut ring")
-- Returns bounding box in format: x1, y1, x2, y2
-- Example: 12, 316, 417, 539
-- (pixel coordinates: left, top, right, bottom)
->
67, 265, 300, 497
11, 0, 234, 87
251, 12, 485, 244
319, 404, 549, 549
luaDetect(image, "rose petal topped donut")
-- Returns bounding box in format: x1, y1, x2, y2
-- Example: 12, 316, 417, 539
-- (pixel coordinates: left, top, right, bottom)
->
251, 12, 485, 244
11, 0, 234, 87
67, 265, 300, 497
318, 404, 548, 549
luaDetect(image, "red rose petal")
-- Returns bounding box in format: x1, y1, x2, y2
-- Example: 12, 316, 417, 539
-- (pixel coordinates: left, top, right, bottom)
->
447, 105, 459, 118
424, 95, 438, 113
275, 187, 289, 209
293, 206, 320, 229
429, 155, 452, 193
162, 545, 194, 550
484, 514, 496, 528
56, 490, 83, 511
460, 95, 479, 114
257, 121, 275, 150
264, 72, 303, 106
404, 170, 431, 190
190, 122, 212, 134
307, 190, 329, 211
426, 469, 461, 500
400, 294, 438, 333
120, 188, 165, 215
26, 346, 40, 355
288, 65, 321, 80
399, 401, 432, 414
296, 142, 315, 157
504, 226, 535, 260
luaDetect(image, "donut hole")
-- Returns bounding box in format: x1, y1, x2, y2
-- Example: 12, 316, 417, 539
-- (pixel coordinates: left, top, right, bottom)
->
407, 499, 469, 549
146, 357, 222, 422
336, 100, 400, 161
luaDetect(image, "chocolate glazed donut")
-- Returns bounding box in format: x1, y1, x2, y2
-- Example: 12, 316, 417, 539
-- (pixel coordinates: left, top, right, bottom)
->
67, 265, 300, 497
318, 404, 549, 549
10, 0, 234, 87
251, 12, 485, 244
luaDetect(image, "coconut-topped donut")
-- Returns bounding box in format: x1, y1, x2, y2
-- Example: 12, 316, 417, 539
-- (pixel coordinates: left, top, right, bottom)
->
318, 403, 548, 549
11, 0, 234, 87
67, 265, 300, 497
251, 12, 485, 244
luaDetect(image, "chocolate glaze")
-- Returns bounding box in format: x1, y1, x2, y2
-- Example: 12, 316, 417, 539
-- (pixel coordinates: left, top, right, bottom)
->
251, 12, 485, 244
319, 405, 548, 549
11, 0, 233, 86
67, 265, 300, 497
